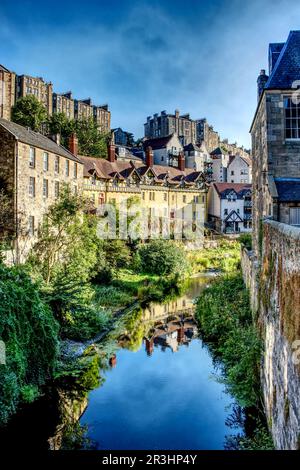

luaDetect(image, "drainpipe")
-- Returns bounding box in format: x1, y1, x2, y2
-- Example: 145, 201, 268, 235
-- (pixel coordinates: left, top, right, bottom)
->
15, 139, 19, 264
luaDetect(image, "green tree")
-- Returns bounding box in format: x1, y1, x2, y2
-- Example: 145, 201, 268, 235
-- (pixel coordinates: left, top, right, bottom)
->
137, 240, 189, 276
11, 95, 47, 131
74, 118, 109, 157
48, 112, 74, 147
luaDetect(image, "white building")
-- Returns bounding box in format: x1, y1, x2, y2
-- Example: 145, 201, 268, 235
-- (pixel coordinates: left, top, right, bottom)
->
184, 141, 211, 172
227, 154, 252, 184
208, 182, 252, 233
210, 147, 230, 182
143, 133, 183, 167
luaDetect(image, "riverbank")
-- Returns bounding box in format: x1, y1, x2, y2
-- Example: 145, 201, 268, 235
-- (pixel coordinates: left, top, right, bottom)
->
195, 269, 274, 450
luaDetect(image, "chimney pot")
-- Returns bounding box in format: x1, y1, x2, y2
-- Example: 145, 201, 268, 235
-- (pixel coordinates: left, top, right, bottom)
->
107, 135, 116, 162
68, 133, 78, 156
146, 146, 154, 167
178, 151, 185, 171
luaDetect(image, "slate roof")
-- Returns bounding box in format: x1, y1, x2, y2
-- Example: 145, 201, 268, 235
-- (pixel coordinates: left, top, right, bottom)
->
143, 134, 176, 150
266, 31, 300, 89
213, 182, 252, 198
274, 177, 300, 202
228, 154, 252, 167
210, 146, 228, 156
269, 43, 285, 73
184, 143, 201, 152
0, 118, 82, 164
81, 156, 204, 186
0, 64, 11, 72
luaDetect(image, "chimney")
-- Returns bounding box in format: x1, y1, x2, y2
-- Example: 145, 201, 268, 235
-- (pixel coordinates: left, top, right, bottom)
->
69, 133, 78, 156
49, 133, 61, 146
146, 146, 154, 167
178, 151, 185, 171
257, 69, 269, 101
107, 134, 116, 162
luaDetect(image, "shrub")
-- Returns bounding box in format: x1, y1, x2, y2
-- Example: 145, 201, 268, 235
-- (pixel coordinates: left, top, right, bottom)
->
137, 240, 189, 276
0, 264, 58, 424
239, 233, 252, 251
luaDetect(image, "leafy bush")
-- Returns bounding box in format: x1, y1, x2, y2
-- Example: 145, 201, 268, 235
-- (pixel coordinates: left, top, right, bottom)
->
137, 240, 189, 276
239, 233, 252, 251
0, 264, 59, 424
196, 273, 262, 408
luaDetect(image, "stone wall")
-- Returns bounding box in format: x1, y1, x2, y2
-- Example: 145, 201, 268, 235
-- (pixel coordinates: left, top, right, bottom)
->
242, 220, 300, 449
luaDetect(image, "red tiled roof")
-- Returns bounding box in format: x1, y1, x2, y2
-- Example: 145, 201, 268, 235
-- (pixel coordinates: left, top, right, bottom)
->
80, 156, 203, 185
213, 182, 252, 195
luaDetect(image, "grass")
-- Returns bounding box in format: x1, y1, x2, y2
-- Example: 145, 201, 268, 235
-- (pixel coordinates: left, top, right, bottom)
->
188, 240, 241, 274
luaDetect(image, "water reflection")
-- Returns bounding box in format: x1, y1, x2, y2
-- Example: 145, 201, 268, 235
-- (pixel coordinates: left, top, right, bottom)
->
77, 276, 245, 450
0, 275, 247, 450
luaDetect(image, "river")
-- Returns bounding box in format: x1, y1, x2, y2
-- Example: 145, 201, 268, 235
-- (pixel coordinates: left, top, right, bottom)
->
0, 275, 246, 450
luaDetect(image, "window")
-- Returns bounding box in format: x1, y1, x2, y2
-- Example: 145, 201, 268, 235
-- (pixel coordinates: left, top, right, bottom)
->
231, 170, 234, 175
29, 147, 35, 168
164, 193, 167, 201
29, 177, 35, 197
237, 208, 240, 214
73, 162, 77, 179
284, 96, 300, 139
54, 181, 60, 198
65, 160, 69, 177
142, 192, 145, 200
224, 208, 228, 215
183, 195, 186, 203
289, 207, 300, 226
43, 152, 49, 171
55, 156, 60, 173
43, 179, 48, 198
28, 216, 35, 236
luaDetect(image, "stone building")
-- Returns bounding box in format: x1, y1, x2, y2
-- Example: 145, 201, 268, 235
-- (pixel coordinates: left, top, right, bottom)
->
93, 104, 110, 133
251, 30, 300, 255
144, 110, 197, 145
53, 92, 75, 120
16, 74, 53, 115
113, 127, 134, 146
0, 65, 16, 121
0, 118, 83, 262
196, 119, 220, 153
74, 98, 111, 133
81, 142, 208, 239
208, 182, 252, 233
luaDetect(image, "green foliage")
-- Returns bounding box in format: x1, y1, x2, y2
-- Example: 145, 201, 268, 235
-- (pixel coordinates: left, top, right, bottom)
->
225, 425, 274, 450
0, 264, 58, 424
47, 112, 73, 147
196, 273, 262, 408
74, 118, 109, 157
137, 240, 189, 276
239, 233, 252, 251
11, 95, 47, 131
93, 285, 133, 308
189, 240, 241, 273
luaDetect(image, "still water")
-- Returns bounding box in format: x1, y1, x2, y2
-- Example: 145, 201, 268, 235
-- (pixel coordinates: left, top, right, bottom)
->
0, 276, 244, 450
80, 276, 243, 450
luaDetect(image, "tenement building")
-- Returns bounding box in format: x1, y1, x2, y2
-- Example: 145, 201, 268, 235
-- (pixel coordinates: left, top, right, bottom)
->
0, 118, 83, 262
16, 73, 53, 115
144, 110, 197, 145
74, 98, 111, 133
53, 92, 75, 120
0, 65, 16, 120
81, 140, 208, 238
251, 30, 300, 254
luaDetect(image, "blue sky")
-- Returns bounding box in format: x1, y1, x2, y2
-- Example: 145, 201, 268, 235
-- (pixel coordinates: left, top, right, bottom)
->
1, 0, 300, 147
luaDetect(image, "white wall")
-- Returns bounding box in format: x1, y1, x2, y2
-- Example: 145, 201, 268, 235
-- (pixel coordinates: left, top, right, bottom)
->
227, 156, 252, 183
